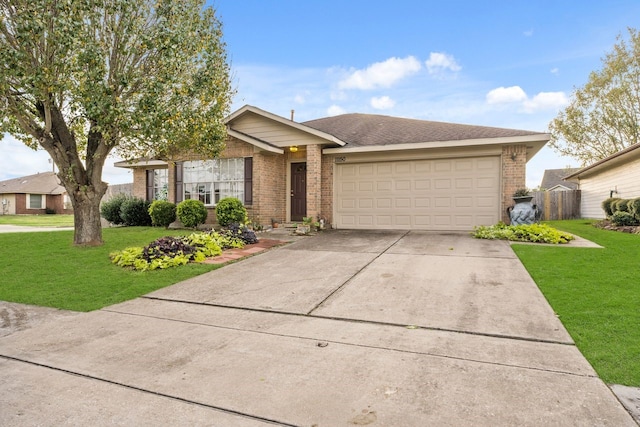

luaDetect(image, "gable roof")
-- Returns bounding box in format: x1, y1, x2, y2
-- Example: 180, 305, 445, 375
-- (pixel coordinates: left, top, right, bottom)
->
540, 168, 580, 190
565, 142, 640, 180
304, 113, 549, 158
0, 172, 66, 195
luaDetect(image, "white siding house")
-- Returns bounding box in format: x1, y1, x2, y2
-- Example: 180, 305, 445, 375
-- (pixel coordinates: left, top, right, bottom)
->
565, 143, 640, 219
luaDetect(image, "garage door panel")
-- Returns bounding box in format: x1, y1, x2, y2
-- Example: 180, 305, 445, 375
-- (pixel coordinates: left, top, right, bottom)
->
336, 156, 500, 230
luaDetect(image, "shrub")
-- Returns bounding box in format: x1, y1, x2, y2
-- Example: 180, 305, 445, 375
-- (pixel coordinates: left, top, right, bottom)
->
629, 198, 640, 219
120, 197, 152, 226
615, 199, 630, 213
601, 198, 621, 217
472, 223, 574, 244
148, 200, 177, 228
215, 197, 247, 227
100, 194, 128, 225
611, 211, 639, 226
177, 199, 208, 228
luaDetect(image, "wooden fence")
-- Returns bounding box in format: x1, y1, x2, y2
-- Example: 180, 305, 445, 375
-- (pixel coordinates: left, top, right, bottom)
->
531, 190, 581, 221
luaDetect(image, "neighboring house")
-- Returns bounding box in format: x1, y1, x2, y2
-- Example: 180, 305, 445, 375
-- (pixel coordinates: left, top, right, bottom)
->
102, 183, 133, 204
565, 143, 640, 219
540, 168, 579, 191
116, 105, 549, 230
0, 172, 71, 215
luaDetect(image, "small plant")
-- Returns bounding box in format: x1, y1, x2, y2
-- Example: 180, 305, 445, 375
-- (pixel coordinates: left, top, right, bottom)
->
473, 222, 574, 244
177, 199, 208, 228
148, 200, 177, 228
215, 197, 247, 227
601, 197, 621, 217
221, 222, 259, 245
611, 211, 639, 226
513, 188, 531, 198
120, 197, 152, 226
100, 194, 128, 225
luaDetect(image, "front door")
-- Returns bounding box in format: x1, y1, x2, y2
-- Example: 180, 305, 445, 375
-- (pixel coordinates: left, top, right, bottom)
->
290, 162, 307, 221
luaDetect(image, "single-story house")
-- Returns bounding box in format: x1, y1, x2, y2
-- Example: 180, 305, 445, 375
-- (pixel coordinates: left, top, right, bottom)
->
116, 105, 549, 230
0, 171, 71, 215
540, 168, 579, 191
565, 142, 640, 219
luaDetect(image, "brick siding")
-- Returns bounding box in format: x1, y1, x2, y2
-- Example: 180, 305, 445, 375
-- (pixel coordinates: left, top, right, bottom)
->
501, 144, 528, 223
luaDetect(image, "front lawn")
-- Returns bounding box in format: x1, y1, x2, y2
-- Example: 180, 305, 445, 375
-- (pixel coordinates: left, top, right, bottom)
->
0, 227, 220, 312
511, 220, 640, 386
0, 214, 74, 227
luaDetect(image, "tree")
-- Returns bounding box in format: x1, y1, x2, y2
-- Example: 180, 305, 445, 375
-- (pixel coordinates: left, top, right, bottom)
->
0, 0, 233, 245
549, 28, 640, 166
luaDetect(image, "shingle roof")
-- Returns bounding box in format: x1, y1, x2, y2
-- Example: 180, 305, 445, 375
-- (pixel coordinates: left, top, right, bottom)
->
0, 172, 66, 195
302, 113, 542, 147
540, 168, 580, 190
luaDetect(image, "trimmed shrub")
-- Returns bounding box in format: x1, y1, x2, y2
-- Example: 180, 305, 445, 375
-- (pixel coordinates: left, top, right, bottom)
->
629, 198, 640, 219
215, 197, 247, 227
601, 197, 621, 217
611, 211, 639, 226
120, 197, 152, 226
100, 194, 128, 225
148, 200, 176, 228
177, 199, 208, 228
615, 199, 631, 213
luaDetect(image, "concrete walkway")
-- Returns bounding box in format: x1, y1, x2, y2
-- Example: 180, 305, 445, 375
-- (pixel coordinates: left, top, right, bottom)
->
0, 230, 635, 426
0, 224, 74, 233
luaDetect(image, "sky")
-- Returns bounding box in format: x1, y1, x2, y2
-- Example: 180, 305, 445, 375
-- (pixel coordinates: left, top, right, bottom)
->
2, 0, 640, 188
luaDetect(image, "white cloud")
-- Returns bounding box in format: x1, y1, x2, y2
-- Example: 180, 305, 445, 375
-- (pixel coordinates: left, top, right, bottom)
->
486, 86, 528, 104
294, 94, 306, 104
425, 52, 461, 75
523, 91, 569, 112
550, 67, 559, 75
327, 105, 347, 116
523, 29, 534, 37
338, 56, 422, 90
370, 96, 396, 110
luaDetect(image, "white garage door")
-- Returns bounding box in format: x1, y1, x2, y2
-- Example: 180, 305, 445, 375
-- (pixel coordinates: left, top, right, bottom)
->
335, 157, 500, 230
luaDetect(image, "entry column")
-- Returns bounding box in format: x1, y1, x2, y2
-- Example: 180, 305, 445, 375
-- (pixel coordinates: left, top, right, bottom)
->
306, 144, 322, 221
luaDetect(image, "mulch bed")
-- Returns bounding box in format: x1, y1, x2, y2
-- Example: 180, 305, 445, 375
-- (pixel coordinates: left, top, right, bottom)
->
593, 220, 640, 234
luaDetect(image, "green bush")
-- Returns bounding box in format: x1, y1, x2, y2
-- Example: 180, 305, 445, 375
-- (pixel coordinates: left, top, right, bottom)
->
611, 211, 639, 226
100, 194, 128, 225
120, 197, 152, 226
615, 199, 631, 213
215, 197, 247, 227
177, 199, 208, 228
601, 197, 621, 217
629, 198, 640, 219
472, 222, 574, 244
148, 200, 177, 228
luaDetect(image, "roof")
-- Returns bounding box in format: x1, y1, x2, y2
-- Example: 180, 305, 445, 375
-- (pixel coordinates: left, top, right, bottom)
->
565, 142, 640, 180
540, 168, 580, 190
0, 172, 66, 195
303, 113, 543, 147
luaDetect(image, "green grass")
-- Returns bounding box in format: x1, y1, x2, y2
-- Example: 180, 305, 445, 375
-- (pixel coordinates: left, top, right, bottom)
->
511, 220, 640, 386
0, 227, 220, 312
0, 214, 74, 227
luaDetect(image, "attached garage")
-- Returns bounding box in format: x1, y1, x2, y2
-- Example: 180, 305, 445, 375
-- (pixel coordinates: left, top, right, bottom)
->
334, 156, 500, 230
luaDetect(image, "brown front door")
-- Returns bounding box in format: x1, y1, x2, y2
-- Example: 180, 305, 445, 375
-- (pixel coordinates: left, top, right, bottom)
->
290, 162, 307, 221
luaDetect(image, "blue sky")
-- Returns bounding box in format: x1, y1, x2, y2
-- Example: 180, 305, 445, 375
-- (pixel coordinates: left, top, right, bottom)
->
2, 0, 640, 188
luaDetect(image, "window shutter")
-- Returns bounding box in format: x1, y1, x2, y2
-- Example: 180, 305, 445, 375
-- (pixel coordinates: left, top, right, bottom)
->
175, 162, 184, 203
244, 157, 253, 205
146, 170, 154, 201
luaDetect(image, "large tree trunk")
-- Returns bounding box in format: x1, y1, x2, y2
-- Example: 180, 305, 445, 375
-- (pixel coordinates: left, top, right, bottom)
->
70, 185, 107, 246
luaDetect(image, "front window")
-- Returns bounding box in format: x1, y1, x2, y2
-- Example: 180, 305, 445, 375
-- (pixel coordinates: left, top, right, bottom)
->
153, 169, 168, 201
28, 194, 45, 209
183, 159, 245, 205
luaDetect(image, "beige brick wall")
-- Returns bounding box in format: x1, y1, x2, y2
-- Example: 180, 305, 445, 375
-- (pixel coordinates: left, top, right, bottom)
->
501, 144, 528, 223
132, 168, 146, 200
321, 153, 334, 226
306, 144, 322, 221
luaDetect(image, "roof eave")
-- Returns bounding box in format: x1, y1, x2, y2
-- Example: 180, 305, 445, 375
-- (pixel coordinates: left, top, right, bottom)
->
227, 129, 284, 154
564, 143, 640, 180
114, 159, 168, 169
323, 134, 550, 158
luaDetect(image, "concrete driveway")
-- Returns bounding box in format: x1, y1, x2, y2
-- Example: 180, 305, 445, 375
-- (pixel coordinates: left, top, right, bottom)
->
0, 230, 635, 426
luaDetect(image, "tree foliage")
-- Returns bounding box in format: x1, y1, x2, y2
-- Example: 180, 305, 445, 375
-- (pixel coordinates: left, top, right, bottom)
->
549, 28, 640, 166
0, 0, 233, 245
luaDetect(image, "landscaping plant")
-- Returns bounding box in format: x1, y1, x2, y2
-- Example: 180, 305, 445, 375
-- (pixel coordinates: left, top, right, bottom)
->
222, 222, 259, 245
120, 197, 152, 226
473, 222, 574, 244
176, 199, 208, 228
215, 197, 248, 226
100, 194, 128, 225
149, 200, 177, 228
601, 197, 620, 217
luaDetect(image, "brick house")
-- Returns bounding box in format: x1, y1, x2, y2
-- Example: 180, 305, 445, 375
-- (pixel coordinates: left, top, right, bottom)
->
116, 105, 549, 230
0, 172, 72, 215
